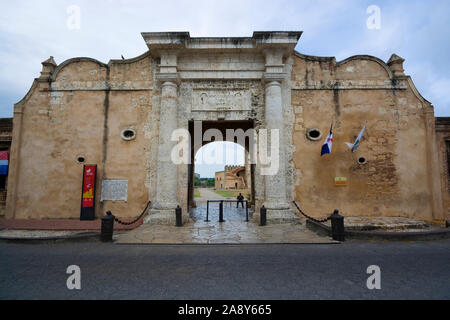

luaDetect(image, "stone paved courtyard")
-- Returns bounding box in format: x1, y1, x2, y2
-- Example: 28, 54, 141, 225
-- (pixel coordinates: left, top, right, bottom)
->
116, 193, 336, 244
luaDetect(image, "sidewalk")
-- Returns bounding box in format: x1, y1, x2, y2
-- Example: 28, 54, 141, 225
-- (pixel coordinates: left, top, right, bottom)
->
116, 203, 337, 244
0, 218, 142, 231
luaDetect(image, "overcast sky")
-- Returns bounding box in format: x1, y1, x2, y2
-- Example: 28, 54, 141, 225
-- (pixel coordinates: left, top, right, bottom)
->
1, 0, 449, 176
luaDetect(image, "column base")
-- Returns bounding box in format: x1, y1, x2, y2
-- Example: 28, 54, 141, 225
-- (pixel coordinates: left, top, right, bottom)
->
144, 208, 175, 225
265, 208, 301, 224
144, 200, 188, 225
260, 202, 302, 224
144, 208, 191, 225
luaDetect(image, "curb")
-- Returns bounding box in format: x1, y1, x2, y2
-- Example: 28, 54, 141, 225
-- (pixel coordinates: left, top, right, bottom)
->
0, 231, 101, 243
305, 219, 450, 241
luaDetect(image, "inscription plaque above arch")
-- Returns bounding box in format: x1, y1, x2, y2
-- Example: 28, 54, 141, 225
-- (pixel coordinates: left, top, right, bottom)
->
192, 89, 251, 112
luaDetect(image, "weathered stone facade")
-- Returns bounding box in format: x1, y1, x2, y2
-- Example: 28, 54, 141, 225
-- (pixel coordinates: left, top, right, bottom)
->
215, 165, 248, 190
435, 117, 450, 218
4, 31, 447, 224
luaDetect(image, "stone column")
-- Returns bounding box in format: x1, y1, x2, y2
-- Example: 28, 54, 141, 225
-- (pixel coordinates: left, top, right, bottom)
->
263, 80, 289, 209
145, 79, 180, 224
264, 81, 289, 209
261, 70, 299, 223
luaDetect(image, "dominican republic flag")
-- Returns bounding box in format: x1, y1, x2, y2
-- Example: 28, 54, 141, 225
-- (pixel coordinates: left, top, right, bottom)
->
321, 125, 333, 156
0, 150, 8, 175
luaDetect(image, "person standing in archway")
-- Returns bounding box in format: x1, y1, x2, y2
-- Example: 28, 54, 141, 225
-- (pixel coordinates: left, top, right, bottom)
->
236, 193, 244, 208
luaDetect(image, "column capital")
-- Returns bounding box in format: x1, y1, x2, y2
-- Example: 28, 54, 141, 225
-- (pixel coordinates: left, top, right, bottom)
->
156, 72, 180, 85
263, 72, 287, 83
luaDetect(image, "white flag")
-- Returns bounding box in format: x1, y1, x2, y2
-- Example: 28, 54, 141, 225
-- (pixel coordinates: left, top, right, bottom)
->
345, 125, 365, 152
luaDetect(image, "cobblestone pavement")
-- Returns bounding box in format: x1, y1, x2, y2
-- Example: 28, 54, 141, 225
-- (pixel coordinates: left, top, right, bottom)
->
116, 202, 335, 244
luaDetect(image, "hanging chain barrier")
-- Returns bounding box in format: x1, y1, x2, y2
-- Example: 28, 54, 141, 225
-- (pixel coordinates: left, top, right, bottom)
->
292, 201, 333, 223
114, 201, 152, 225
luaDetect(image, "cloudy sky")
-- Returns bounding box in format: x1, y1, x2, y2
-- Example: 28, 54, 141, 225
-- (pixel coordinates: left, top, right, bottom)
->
1, 0, 449, 176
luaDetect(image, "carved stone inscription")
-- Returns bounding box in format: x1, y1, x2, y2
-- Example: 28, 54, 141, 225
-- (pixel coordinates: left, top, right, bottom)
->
101, 179, 128, 202
192, 89, 251, 111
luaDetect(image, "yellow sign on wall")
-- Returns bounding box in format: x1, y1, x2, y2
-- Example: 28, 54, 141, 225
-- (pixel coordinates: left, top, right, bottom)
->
334, 177, 347, 186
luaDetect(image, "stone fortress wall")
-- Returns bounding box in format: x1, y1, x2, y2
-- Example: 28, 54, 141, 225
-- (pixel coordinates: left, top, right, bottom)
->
3, 31, 447, 223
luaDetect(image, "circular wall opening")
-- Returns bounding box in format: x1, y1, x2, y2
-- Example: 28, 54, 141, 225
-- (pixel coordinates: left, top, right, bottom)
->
358, 157, 367, 164
121, 128, 137, 141
306, 128, 322, 141
77, 156, 86, 164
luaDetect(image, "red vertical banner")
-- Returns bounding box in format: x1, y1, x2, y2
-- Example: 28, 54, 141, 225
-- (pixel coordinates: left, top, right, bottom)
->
80, 165, 96, 220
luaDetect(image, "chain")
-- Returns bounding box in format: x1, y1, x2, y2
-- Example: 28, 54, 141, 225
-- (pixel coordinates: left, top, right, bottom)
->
292, 201, 333, 223
114, 201, 152, 225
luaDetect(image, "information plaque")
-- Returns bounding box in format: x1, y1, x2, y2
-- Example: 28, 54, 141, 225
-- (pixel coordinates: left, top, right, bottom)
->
101, 179, 128, 202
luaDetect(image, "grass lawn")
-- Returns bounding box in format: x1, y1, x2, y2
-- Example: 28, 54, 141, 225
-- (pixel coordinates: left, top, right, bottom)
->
213, 189, 250, 199
194, 189, 201, 198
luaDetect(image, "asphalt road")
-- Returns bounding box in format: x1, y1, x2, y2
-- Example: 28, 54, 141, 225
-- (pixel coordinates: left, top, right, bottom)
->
1, 239, 450, 299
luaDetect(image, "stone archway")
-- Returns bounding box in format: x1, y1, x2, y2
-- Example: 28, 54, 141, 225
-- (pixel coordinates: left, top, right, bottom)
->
143, 32, 302, 225
187, 121, 256, 211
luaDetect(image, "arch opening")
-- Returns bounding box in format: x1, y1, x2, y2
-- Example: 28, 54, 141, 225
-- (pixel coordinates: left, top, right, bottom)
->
188, 120, 255, 211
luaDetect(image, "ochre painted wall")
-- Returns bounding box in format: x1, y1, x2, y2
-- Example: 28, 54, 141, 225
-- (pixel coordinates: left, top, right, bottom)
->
6, 54, 154, 220
290, 53, 444, 220
4, 49, 446, 222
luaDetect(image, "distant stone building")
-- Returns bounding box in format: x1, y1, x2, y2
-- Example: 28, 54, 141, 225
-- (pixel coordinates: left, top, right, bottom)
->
2, 31, 448, 224
215, 165, 248, 190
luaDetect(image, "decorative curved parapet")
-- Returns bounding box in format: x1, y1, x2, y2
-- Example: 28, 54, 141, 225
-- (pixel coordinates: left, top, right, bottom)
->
293, 51, 336, 63
47, 52, 154, 92
403, 75, 432, 106
292, 51, 412, 90
294, 51, 394, 78
108, 50, 152, 65
13, 79, 39, 107
50, 57, 108, 82
51, 51, 153, 82
336, 54, 394, 79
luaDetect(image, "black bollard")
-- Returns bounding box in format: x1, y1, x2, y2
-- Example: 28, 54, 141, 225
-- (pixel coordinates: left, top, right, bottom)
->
205, 201, 210, 222
446, 220, 450, 228
260, 205, 266, 226
101, 211, 115, 242
175, 205, 183, 227
330, 209, 345, 241
219, 200, 225, 222
245, 201, 249, 222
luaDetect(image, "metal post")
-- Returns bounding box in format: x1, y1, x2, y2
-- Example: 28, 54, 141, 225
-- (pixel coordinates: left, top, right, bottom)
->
245, 201, 249, 222
101, 211, 114, 242
330, 209, 345, 241
219, 200, 225, 222
260, 205, 266, 226
175, 205, 183, 227
446, 220, 449, 228
205, 201, 210, 222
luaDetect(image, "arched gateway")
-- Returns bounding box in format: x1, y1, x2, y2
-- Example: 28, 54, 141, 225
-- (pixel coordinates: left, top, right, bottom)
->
4, 31, 445, 224
144, 32, 301, 224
